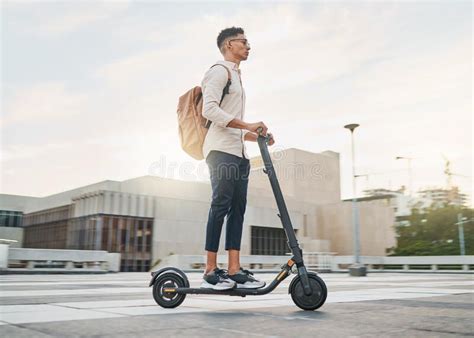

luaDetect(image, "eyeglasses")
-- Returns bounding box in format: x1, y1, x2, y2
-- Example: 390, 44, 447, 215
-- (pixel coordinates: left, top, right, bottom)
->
229, 38, 250, 47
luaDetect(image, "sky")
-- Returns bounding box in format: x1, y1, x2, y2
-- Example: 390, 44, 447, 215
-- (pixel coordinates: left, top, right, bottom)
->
1, 0, 472, 205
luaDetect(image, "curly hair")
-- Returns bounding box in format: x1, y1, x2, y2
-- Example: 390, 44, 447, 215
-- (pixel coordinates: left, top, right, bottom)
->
217, 27, 245, 53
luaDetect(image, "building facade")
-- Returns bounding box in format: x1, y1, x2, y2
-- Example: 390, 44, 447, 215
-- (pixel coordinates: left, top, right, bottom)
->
0, 148, 396, 271
417, 187, 468, 208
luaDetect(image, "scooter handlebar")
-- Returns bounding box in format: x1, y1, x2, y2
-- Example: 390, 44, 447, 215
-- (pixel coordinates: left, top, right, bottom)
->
256, 127, 271, 143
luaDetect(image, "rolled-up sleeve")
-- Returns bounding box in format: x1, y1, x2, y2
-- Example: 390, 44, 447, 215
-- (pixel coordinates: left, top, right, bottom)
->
201, 66, 235, 128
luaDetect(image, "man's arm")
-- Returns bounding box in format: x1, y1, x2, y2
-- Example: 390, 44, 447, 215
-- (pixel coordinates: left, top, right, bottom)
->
243, 130, 274, 144
226, 117, 268, 136
228, 118, 274, 144
244, 131, 258, 142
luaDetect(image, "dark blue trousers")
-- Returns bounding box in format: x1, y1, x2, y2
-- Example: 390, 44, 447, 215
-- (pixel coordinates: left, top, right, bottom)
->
205, 150, 250, 252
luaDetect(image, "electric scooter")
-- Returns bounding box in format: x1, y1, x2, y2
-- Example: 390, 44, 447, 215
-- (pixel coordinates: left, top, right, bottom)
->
149, 129, 327, 311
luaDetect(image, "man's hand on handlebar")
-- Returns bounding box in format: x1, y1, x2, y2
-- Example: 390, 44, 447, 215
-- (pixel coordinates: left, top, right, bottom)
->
254, 127, 275, 146
246, 121, 268, 136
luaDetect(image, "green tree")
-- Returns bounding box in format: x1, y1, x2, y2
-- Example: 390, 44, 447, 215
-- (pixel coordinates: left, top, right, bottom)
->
389, 205, 473, 256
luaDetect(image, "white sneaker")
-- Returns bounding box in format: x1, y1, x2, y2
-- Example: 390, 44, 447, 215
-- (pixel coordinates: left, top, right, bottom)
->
228, 268, 266, 289
200, 268, 236, 290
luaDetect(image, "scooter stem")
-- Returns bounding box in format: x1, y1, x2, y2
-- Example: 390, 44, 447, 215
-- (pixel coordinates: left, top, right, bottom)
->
256, 128, 312, 296
256, 128, 302, 262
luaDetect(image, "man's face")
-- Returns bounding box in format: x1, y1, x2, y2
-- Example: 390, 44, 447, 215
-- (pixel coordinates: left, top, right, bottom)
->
227, 33, 251, 61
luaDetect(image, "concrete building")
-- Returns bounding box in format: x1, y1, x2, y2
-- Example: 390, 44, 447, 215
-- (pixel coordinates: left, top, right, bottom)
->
360, 185, 469, 220
0, 148, 396, 271
417, 187, 468, 208
362, 188, 413, 218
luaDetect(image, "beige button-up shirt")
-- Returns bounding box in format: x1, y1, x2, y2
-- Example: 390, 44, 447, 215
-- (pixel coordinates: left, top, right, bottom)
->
201, 60, 249, 160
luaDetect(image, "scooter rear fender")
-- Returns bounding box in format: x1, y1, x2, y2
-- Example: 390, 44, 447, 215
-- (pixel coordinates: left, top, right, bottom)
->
148, 267, 190, 287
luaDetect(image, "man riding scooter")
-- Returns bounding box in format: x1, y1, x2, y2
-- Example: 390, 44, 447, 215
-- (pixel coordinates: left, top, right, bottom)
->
200, 26, 274, 290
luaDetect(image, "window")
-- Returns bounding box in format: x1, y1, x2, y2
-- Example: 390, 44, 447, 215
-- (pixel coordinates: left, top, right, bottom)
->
101, 215, 153, 272
24, 211, 153, 272
0, 210, 23, 227
251, 226, 295, 256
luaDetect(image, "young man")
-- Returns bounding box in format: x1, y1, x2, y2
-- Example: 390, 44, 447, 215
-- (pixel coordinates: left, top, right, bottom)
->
200, 27, 275, 290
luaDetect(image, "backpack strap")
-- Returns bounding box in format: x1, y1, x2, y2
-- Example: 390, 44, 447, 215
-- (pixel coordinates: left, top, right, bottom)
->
205, 64, 232, 129
210, 63, 232, 105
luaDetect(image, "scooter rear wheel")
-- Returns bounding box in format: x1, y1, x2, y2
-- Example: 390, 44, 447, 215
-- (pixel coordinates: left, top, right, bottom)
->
152, 272, 186, 308
290, 273, 327, 311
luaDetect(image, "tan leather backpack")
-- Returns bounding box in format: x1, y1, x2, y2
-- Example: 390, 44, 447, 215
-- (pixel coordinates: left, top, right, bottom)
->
177, 64, 231, 160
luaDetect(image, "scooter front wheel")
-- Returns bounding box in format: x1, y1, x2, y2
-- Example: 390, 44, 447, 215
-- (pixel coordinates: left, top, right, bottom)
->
152, 272, 186, 308
290, 273, 327, 311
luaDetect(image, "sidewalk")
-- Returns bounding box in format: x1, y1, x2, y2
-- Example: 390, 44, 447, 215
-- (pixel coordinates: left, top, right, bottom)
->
1, 272, 473, 337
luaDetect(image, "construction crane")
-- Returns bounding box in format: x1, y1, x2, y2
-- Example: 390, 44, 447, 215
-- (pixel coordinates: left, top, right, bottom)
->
441, 154, 469, 189
440, 154, 471, 205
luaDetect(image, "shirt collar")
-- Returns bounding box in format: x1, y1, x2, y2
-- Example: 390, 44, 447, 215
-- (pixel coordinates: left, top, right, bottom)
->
217, 60, 240, 71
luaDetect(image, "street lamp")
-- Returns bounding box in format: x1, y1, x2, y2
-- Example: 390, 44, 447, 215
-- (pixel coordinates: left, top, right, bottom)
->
455, 214, 471, 256
396, 156, 413, 197
344, 123, 367, 276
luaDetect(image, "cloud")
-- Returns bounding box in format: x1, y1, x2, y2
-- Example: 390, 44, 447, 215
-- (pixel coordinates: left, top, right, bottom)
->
0, 141, 73, 163
4, 0, 131, 37
2, 82, 88, 126
91, 2, 402, 132
96, 2, 396, 87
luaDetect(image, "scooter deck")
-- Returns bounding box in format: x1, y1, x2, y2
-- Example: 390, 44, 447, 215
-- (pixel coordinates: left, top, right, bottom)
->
169, 286, 272, 297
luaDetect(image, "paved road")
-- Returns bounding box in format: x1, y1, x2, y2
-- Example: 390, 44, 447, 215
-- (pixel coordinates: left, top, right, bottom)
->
0, 272, 473, 337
